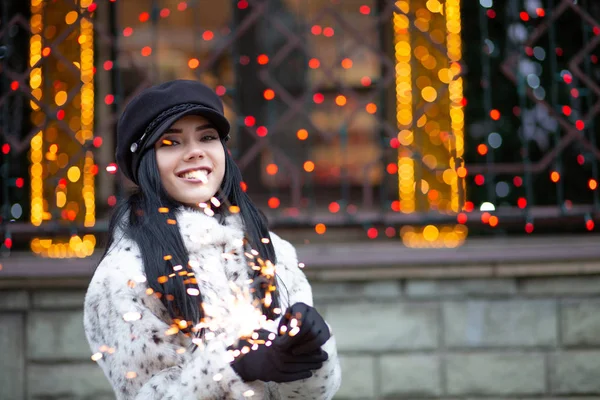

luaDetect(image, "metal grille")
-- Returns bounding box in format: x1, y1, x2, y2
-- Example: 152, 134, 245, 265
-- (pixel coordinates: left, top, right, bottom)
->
0, 0, 599, 256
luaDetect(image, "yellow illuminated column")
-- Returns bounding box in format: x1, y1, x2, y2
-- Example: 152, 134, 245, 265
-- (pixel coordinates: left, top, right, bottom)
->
29, 0, 96, 258
394, 0, 467, 248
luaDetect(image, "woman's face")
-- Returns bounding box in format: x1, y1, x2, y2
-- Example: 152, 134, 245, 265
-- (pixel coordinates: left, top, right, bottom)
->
154, 115, 226, 207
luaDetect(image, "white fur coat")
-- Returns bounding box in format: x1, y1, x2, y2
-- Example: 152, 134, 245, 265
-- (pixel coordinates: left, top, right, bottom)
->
83, 208, 342, 400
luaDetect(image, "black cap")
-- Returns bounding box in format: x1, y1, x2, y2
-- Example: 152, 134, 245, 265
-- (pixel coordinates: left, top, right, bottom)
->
115, 80, 230, 185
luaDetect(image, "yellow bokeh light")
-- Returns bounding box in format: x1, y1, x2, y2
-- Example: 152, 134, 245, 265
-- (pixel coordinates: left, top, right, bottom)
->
65, 11, 78, 25
421, 86, 438, 102
423, 225, 439, 241
55, 91, 68, 106
67, 166, 81, 183
56, 191, 67, 208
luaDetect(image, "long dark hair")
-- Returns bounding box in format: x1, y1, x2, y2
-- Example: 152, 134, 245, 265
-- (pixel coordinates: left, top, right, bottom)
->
102, 140, 280, 333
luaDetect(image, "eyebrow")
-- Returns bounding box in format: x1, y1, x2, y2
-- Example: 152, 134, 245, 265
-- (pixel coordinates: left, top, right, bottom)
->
163, 124, 215, 134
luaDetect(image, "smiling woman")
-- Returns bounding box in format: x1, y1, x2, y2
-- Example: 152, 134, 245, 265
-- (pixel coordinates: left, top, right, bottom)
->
154, 115, 226, 207
83, 80, 341, 400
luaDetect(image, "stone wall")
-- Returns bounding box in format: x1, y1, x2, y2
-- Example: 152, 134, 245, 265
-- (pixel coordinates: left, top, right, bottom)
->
1, 275, 600, 399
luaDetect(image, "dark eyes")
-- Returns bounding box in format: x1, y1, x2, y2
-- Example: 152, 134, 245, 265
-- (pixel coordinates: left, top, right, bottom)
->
159, 134, 218, 147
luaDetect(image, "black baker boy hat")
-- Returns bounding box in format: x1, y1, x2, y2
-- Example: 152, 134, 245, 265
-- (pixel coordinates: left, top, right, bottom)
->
115, 79, 230, 185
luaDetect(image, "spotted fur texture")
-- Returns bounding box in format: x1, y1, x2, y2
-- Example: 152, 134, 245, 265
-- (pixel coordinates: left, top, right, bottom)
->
83, 208, 341, 399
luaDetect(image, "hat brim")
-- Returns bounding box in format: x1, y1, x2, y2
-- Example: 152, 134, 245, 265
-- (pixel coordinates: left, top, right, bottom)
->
141, 105, 230, 152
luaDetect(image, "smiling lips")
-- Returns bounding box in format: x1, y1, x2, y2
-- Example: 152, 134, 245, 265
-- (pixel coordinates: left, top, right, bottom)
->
178, 169, 209, 183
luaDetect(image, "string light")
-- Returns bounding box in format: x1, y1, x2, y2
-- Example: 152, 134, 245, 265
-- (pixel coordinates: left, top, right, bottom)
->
394, 0, 466, 248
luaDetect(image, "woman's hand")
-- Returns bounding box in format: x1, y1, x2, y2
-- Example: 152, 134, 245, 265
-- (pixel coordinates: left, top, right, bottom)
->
277, 302, 331, 355
229, 329, 327, 383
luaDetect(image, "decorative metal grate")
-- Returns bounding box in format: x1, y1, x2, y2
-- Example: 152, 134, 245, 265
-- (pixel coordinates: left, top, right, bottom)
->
0, 0, 599, 257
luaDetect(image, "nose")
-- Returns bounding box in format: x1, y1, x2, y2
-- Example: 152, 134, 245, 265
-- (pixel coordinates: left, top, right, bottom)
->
183, 142, 206, 161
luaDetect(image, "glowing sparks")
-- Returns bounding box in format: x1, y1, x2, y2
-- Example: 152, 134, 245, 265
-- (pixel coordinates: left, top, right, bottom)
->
125, 371, 137, 379
261, 238, 270, 244
288, 326, 300, 336
157, 276, 168, 284
122, 312, 142, 322
91, 352, 103, 361
173, 264, 183, 271
229, 205, 240, 213
165, 326, 179, 336
158, 207, 169, 213
176, 347, 186, 354
210, 197, 221, 207
204, 207, 215, 217
167, 219, 177, 225
178, 320, 188, 329
243, 390, 255, 397
298, 262, 305, 268
187, 288, 200, 296
163, 255, 172, 261
213, 373, 223, 381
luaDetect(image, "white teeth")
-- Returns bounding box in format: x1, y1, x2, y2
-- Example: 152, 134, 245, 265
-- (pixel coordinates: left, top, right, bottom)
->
181, 169, 208, 183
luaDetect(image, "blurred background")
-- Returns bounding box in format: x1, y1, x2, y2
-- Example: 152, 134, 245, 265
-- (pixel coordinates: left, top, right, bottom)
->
1, 0, 600, 399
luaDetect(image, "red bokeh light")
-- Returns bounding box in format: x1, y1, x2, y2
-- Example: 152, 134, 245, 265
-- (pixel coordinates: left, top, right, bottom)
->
329, 202, 340, 213
256, 126, 268, 137
244, 116, 256, 127
367, 228, 378, 239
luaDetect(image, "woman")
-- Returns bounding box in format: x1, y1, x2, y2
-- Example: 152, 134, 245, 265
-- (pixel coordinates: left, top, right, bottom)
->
83, 80, 342, 399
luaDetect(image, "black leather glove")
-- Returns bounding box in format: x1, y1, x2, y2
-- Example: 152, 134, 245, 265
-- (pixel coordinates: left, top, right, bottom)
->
229, 329, 327, 383
277, 302, 331, 355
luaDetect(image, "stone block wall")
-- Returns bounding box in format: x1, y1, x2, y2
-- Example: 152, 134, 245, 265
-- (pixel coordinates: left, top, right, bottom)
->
1, 275, 600, 399
311, 276, 600, 400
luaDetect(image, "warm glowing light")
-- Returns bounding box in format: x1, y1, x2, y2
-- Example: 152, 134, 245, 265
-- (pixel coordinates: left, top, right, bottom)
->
550, 171, 560, 183
141, 46, 152, 56
335, 95, 347, 106
268, 197, 280, 209
188, 58, 200, 69
264, 89, 275, 100
308, 58, 320, 69
297, 129, 308, 140
341, 58, 353, 69
266, 163, 278, 175
303, 161, 315, 172
589, 179, 598, 191
257, 54, 269, 65
315, 223, 326, 234
202, 30, 214, 41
